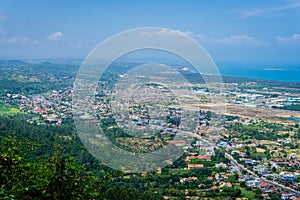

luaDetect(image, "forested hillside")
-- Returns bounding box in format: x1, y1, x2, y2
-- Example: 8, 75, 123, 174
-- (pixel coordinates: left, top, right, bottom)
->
0, 115, 162, 199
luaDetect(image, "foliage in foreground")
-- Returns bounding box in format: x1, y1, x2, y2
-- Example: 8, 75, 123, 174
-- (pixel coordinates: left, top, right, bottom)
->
0, 136, 161, 200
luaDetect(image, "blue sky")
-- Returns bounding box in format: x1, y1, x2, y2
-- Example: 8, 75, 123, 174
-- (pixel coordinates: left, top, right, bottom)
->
0, 0, 300, 66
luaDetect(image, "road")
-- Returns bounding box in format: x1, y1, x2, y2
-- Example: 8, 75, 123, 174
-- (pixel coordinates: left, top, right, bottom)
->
224, 153, 300, 196
186, 131, 300, 196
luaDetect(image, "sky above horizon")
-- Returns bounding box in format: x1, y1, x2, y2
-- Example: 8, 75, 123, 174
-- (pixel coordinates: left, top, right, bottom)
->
0, 0, 300, 66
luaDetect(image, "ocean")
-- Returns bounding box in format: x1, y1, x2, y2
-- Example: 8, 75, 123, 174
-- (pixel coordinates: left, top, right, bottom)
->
218, 65, 300, 83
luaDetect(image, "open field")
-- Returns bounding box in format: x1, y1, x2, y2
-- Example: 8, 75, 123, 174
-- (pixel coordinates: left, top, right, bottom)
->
256, 148, 266, 153
180, 103, 300, 123
236, 186, 256, 200
0, 106, 20, 115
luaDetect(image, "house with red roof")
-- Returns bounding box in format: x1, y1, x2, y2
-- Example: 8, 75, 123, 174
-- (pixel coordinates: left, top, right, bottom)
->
259, 182, 270, 190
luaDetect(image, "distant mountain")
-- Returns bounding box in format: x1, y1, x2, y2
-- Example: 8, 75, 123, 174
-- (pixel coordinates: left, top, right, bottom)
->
0, 60, 29, 67
1, 60, 299, 89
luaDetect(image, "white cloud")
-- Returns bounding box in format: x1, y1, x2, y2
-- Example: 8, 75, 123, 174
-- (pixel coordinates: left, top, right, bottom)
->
140, 29, 266, 46
0, 29, 30, 44
7, 36, 29, 44
195, 34, 267, 46
216, 34, 266, 45
238, 2, 300, 18
195, 33, 206, 39
141, 28, 194, 37
277, 34, 300, 44
159, 29, 194, 37
48, 31, 66, 41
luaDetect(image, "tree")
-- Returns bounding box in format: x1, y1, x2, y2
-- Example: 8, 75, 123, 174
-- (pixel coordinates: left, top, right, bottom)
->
0, 136, 107, 199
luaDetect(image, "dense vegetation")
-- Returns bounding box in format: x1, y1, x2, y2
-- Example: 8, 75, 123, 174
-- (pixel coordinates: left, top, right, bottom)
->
225, 121, 287, 141
0, 115, 254, 199
273, 104, 300, 111
0, 115, 162, 199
